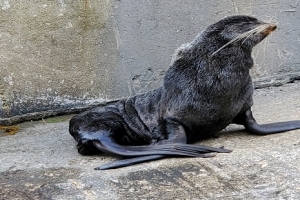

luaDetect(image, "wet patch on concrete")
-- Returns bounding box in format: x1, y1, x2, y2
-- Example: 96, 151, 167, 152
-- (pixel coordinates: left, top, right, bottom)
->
0, 168, 82, 200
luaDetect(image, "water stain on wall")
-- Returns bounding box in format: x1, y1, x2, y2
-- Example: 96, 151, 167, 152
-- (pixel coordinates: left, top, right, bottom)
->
0, 0, 115, 123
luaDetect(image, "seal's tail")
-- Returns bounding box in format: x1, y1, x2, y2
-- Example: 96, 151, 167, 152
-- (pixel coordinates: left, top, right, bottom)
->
92, 136, 231, 170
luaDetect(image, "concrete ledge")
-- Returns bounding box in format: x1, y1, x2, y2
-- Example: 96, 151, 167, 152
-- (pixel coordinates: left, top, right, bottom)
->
1, 77, 299, 126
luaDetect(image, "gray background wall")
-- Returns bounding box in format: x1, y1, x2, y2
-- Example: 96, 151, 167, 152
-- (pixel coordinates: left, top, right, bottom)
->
1, 0, 300, 124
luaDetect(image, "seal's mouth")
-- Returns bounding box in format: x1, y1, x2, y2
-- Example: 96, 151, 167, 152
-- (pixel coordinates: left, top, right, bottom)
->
261, 24, 277, 35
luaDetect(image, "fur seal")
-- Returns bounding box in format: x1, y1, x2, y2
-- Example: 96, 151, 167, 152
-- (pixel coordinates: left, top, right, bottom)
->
69, 15, 300, 170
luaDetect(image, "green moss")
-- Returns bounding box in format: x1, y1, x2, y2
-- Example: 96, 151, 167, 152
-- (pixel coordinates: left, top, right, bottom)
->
43, 115, 73, 123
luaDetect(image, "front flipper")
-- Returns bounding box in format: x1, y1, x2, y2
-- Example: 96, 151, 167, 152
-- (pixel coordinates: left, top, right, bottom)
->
93, 119, 231, 170
235, 109, 300, 135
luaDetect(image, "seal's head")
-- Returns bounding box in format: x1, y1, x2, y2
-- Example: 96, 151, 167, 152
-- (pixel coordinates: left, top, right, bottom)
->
206, 15, 277, 56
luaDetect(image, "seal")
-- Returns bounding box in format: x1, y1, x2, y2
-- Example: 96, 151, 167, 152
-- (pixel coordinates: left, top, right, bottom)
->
69, 15, 300, 170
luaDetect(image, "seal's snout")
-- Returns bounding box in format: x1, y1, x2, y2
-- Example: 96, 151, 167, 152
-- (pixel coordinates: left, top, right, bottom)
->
269, 24, 277, 31
261, 24, 277, 35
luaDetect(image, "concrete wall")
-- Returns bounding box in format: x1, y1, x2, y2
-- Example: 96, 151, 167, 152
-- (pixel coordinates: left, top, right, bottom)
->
1, 0, 300, 124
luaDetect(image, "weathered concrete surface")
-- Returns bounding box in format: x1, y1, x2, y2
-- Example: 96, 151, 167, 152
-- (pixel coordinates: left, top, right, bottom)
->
1, 0, 300, 124
0, 82, 300, 199
0, 0, 117, 123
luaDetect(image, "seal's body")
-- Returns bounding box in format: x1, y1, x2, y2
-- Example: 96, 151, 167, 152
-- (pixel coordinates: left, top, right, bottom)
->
69, 15, 300, 170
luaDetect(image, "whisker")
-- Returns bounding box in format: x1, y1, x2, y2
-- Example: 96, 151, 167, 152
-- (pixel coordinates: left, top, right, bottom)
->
242, 30, 257, 44
263, 34, 268, 55
256, 25, 270, 55
211, 24, 269, 57
263, 30, 272, 58
254, 25, 268, 35
254, 37, 264, 59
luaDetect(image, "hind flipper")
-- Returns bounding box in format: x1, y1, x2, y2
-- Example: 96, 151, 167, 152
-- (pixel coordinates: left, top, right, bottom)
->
92, 119, 230, 169
92, 119, 231, 157
235, 109, 300, 135
78, 118, 231, 169
93, 138, 231, 157
95, 155, 165, 170
96, 153, 216, 170
91, 136, 230, 170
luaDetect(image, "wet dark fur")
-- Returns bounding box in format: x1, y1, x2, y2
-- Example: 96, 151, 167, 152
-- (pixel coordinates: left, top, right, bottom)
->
69, 15, 300, 169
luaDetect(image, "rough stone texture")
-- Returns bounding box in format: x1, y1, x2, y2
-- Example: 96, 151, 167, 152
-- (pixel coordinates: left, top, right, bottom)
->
0, 82, 300, 199
1, 0, 300, 124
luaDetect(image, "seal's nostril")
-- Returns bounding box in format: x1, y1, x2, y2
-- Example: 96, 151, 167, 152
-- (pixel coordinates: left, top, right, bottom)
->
271, 25, 277, 31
